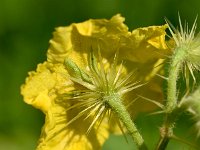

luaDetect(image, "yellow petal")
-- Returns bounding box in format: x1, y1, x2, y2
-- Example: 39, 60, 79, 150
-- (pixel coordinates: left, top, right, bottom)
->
47, 14, 130, 65
37, 103, 109, 150
21, 62, 74, 113
120, 24, 169, 63
47, 26, 73, 64
46, 14, 170, 127
21, 62, 56, 113
21, 62, 110, 150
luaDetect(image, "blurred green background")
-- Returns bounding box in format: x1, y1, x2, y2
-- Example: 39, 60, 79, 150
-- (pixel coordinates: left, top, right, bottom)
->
0, 0, 200, 149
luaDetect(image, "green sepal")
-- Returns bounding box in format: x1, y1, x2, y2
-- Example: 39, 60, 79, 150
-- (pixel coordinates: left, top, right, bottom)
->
64, 58, 92, 83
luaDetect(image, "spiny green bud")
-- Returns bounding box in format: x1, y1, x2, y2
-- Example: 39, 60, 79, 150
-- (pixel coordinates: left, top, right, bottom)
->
167, 16, 200, 84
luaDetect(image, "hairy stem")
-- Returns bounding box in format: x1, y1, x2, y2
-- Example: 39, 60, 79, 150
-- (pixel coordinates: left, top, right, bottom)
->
156, 47, 186, 150
166, 63, 180, 113
166, 47, 185, 113
107, 94, 148, 150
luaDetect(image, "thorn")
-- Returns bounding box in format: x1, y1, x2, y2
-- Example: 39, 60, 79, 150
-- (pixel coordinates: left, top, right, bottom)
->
147, 110, 165, 116
138, 95, 164, 109
156, 73, 169, 80
126, 97, 139, 108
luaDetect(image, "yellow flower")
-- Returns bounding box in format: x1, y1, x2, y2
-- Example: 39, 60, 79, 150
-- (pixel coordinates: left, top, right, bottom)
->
21, 14, 169, 150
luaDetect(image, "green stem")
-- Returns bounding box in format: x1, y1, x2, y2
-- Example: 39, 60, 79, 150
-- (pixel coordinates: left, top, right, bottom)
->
156, 47, 186, 150
166, 52, 182, 113
156, 135, 170, 150
107, 94, 148, 150
166, 46, 188, 112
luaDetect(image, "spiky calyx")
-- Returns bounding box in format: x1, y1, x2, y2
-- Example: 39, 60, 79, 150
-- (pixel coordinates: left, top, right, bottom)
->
167, 16, 200, 84
164, 16, 200, 112
62, 49, 147, 149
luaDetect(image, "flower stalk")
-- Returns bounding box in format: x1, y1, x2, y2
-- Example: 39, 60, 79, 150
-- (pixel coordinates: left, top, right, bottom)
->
156, 43, 185, 150
156, 17, 200, 149
166, 47, 186, 113
106, 93, 148, 150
